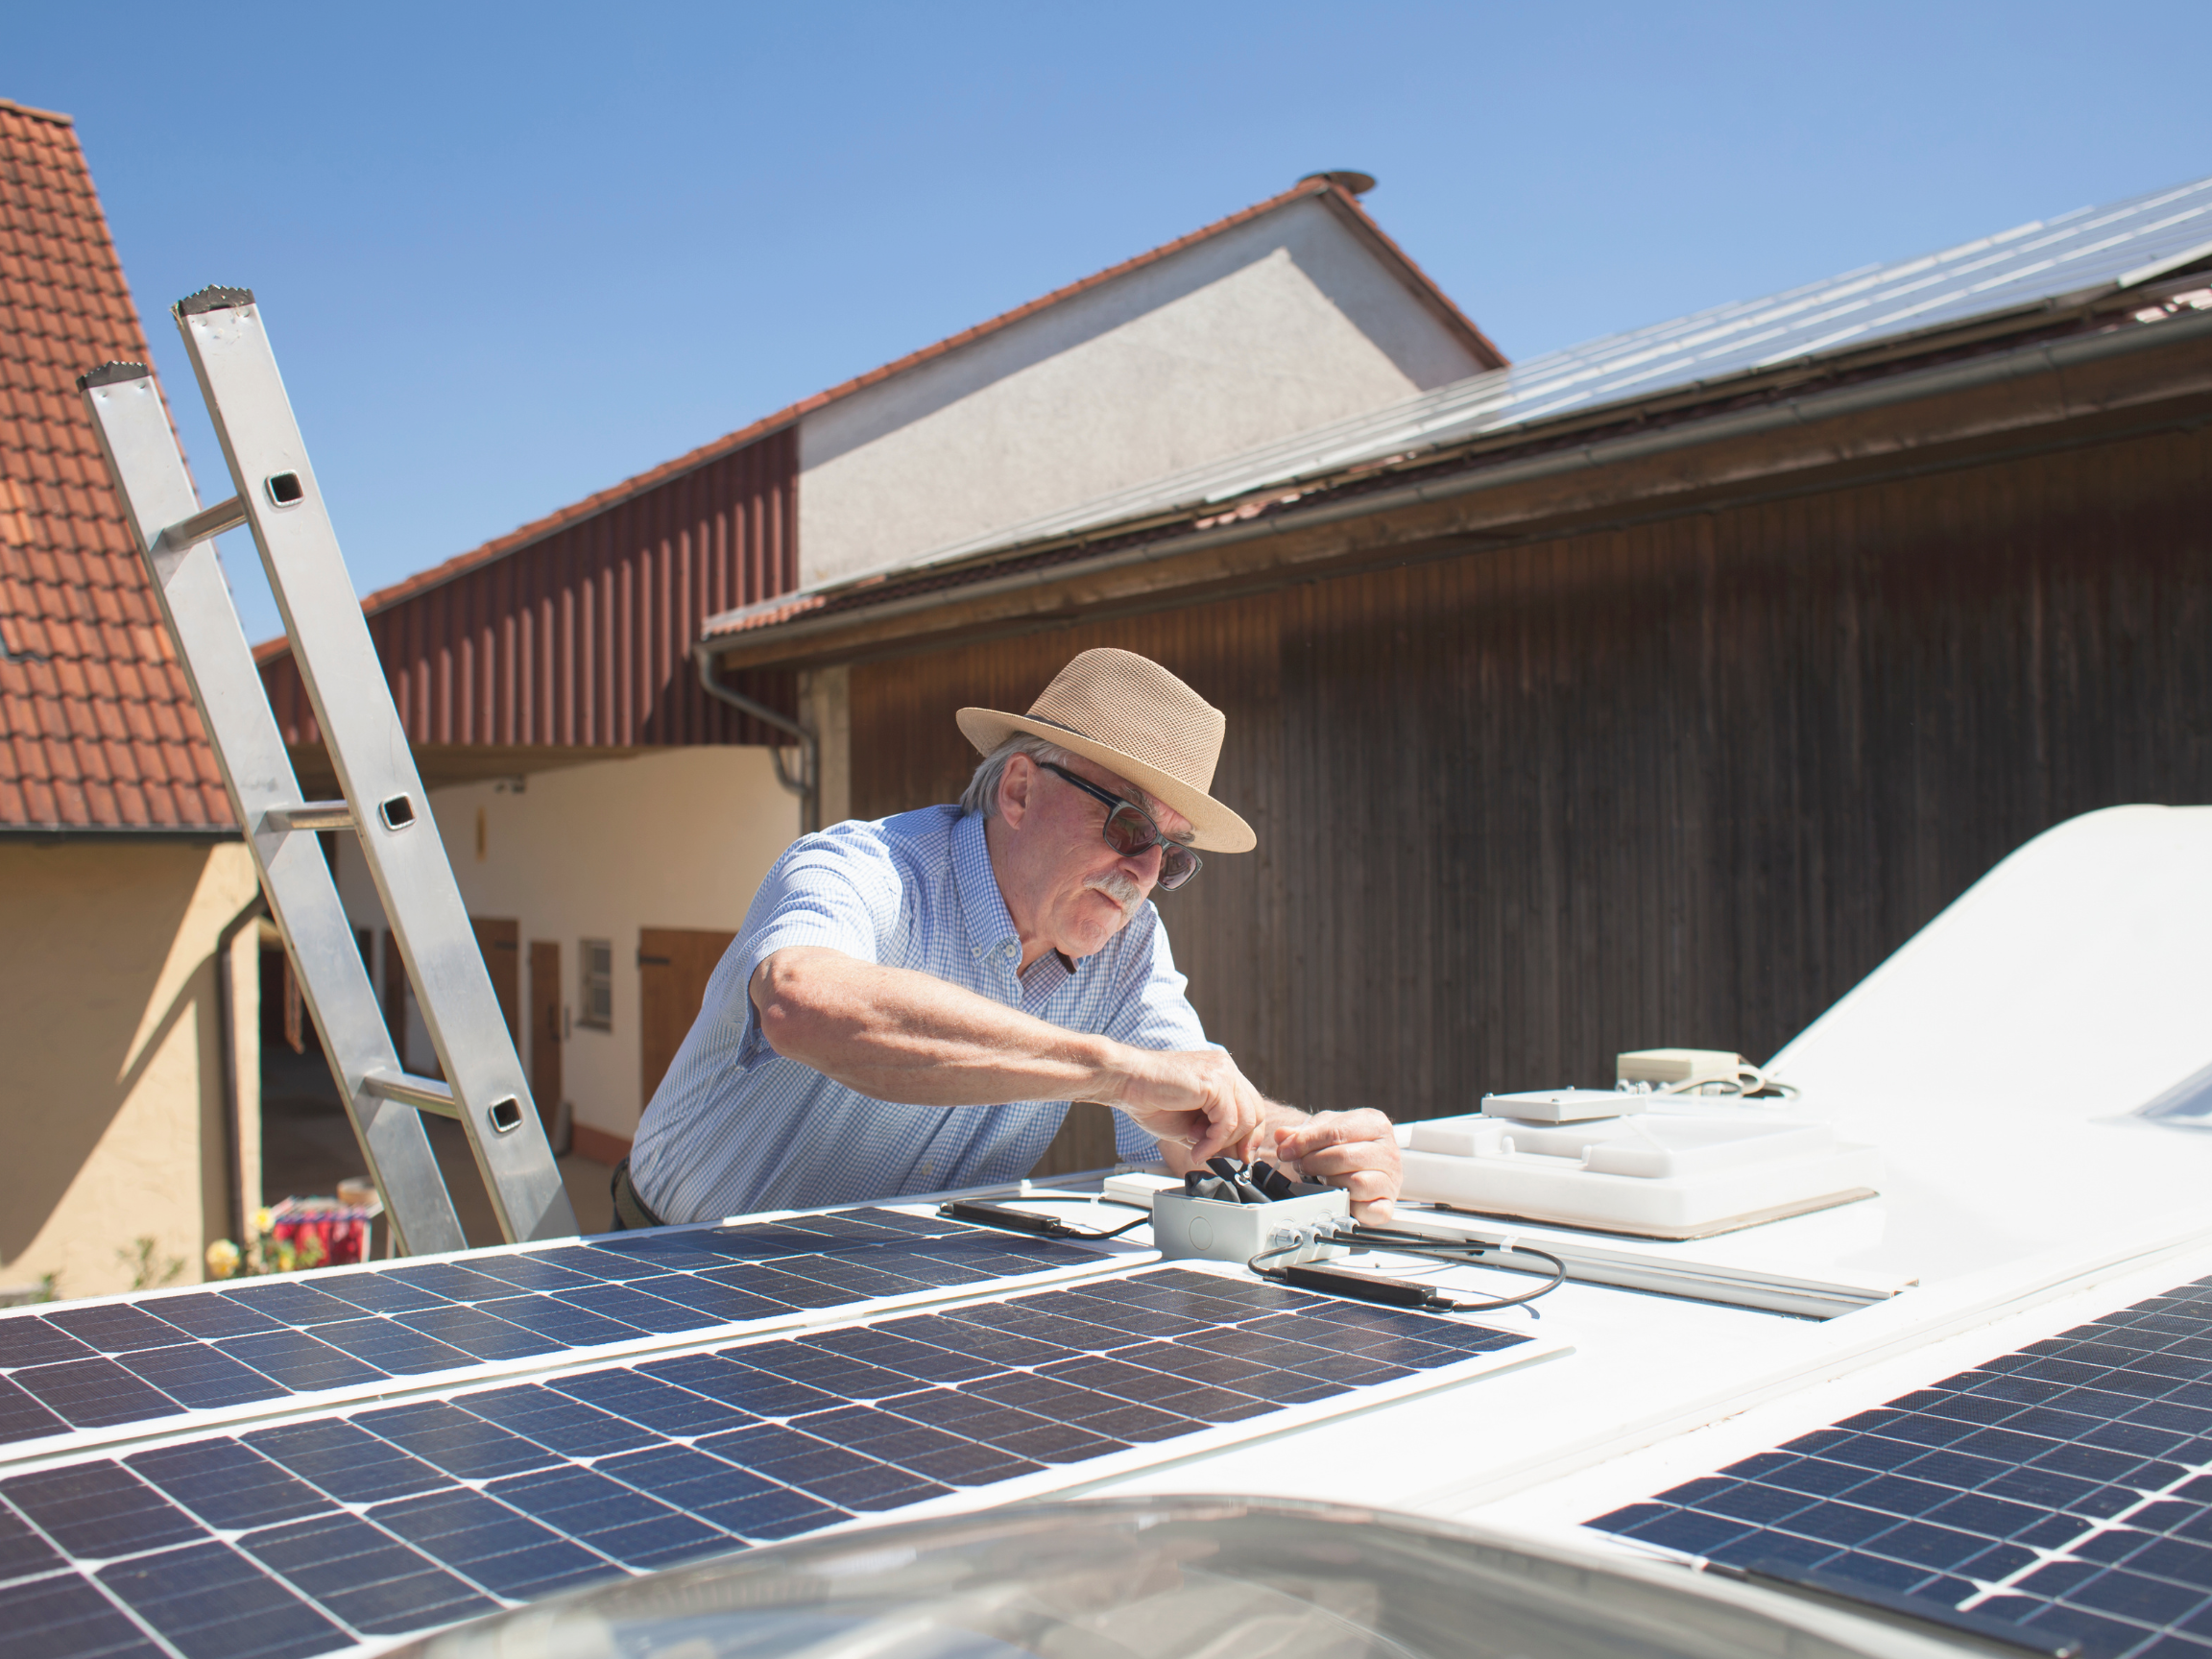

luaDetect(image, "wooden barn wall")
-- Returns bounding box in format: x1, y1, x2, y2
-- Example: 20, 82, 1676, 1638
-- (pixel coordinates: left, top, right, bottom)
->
259, 427, 799, 752
847, 422, 2212, 1122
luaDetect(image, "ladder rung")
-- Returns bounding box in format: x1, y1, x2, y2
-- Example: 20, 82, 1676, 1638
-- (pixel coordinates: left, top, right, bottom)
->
155, 493, 247, 553
264, 800, 354, 832
363, 1071, 460, 1118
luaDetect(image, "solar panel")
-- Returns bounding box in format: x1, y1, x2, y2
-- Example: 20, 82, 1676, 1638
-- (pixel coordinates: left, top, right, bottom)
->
1589, 1272, 2212, 1658
0, 1263, 1551, 1657
0, 1208, 1112, 1454
728, 173, 2212, 619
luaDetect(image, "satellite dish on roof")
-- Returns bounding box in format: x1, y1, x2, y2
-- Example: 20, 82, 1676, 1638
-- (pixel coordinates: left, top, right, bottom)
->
1301, 169, 1377, 197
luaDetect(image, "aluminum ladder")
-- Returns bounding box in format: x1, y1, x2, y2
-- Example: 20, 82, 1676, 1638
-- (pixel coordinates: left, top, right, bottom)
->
79, 286, 578, 1253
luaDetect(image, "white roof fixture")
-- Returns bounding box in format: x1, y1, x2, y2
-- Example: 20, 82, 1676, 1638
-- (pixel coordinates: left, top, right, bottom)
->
1403, 1095, 1880, 1238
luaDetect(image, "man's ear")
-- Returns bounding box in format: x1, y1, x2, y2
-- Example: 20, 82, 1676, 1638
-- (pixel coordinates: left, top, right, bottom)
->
998, 754, 1036, 830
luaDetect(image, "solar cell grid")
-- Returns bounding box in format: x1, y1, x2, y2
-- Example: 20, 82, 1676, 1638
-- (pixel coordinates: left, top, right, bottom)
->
15, 1358, 180, 1430
241, 1510, 498, 1636
142, 1295, 285, 1340
1590, 1272, 2212, 1659
5, 1571, 164, 1659
219, 1330, 383, 1394
40, 1306, 189, 1355
98, 1538, 344, 1659
0, 1207, 1110, 1449
0, 1321, 97, 1370
110, 1345, 286, 1412
125, 1441, 331, 1532
0, 1263, 1538, 1659
449, 1382, 661, 1458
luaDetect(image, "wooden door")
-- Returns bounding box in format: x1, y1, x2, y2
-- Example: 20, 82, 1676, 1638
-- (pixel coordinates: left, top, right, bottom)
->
638, 927, 735, 1109
470, 918, 520, 1042
529, 941, 563, 1135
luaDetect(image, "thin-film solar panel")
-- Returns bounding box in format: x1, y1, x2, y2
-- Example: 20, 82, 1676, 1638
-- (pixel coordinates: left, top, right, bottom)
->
0, 1208, 1111, 1450
1589, 1273, 2212, 1658
0, 1264, 1545, 1659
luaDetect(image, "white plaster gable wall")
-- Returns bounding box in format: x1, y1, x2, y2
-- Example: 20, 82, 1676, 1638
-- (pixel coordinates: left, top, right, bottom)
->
332, 746, 799, 1148
795, 196, 1485, 587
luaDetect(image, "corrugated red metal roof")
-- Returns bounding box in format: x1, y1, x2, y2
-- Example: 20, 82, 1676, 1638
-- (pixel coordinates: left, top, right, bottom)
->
0, 98, 231, 831
257, 428, 799, 753
261, 174, 1499, 643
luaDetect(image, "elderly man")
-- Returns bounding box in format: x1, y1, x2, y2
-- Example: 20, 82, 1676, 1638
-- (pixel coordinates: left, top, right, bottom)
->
621, 647, 1400, 1227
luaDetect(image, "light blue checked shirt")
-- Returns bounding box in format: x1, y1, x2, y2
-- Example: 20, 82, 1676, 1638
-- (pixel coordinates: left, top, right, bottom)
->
629, 805, 1211, 1222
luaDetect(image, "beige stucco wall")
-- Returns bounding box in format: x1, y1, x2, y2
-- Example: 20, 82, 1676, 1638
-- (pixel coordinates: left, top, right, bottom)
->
795, 195, 1487, 587
333, 746, 799, 1152
0, 838, 261, 1300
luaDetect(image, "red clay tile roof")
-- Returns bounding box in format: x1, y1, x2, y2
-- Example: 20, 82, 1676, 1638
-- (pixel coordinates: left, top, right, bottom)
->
257, 174, 1503, 654
0, 97, 232, 831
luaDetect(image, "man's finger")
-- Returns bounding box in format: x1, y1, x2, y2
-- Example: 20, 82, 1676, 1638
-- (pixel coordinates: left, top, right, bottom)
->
1275, 1109, 1394, 1156
1298, 1141, 1400, 1179
1187, 1112, 1246, 1164
1308, 1163, 1394, 1201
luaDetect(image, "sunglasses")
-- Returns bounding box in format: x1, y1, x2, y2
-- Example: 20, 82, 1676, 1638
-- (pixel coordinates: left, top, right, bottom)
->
1038, 761, 1203, 891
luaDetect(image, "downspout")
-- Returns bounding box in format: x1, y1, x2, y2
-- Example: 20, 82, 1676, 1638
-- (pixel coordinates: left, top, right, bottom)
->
213, 891, 267, 1251
695, 643, 819, 833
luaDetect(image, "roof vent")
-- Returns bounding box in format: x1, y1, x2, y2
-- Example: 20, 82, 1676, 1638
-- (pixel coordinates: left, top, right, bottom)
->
1301, 170, 1377, 198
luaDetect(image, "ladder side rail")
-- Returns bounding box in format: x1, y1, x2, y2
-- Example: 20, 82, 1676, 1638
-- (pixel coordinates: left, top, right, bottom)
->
78, 363, 467, 1256
172, 294, 577, 1243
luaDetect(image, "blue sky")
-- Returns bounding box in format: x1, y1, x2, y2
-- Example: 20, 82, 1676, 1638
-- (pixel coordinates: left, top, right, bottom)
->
15, 2, 2210, 644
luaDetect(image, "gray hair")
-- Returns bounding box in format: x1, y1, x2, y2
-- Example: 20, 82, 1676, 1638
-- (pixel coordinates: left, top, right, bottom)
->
960, 733, 1078, 819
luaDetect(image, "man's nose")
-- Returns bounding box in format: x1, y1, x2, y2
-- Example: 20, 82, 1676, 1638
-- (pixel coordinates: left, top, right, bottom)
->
1118, 842, 1164, 883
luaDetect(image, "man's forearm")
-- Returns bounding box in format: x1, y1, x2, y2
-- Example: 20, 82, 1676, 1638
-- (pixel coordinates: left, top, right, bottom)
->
753, 948, 1120, 1106
756, 946, 1271, 1160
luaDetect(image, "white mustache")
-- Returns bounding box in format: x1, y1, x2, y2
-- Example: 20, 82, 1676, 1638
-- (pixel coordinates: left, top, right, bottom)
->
1084, 871, 1144, 916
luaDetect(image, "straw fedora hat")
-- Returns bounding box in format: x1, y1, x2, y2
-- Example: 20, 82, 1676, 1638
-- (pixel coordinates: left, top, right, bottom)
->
957, 649, 1255, 853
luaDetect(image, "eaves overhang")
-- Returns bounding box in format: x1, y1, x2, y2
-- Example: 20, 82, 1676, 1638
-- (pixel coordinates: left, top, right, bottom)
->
698, 296, 2212, 675
0, 823, 242, 844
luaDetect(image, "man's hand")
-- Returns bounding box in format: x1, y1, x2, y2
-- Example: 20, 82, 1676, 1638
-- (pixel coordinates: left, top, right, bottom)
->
1098, 1047, 1269, 1166
1269, 1109, 1402, 1222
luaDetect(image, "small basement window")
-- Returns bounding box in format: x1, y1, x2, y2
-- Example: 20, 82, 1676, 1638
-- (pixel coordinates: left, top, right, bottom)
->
579, 938, 613, 1029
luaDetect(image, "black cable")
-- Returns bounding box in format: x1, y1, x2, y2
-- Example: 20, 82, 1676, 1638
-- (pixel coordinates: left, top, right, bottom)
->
937, 1195, 1153, 1241
1247, 1238, 1312, 1276
1247, 1231, 1568, 1314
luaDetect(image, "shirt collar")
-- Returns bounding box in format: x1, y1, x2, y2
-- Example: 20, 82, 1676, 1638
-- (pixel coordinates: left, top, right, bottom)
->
951, 809, 1022, 966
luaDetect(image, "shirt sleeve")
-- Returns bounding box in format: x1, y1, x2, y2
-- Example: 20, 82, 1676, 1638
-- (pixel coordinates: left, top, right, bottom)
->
730, 825, 905, 1068
1101, 909, 1215, 1165
1102, 908, 1214, 1052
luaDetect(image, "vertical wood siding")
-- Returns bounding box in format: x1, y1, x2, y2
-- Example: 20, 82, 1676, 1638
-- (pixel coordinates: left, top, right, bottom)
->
848, 423, 2212, 1121
258, 428, 799, 750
